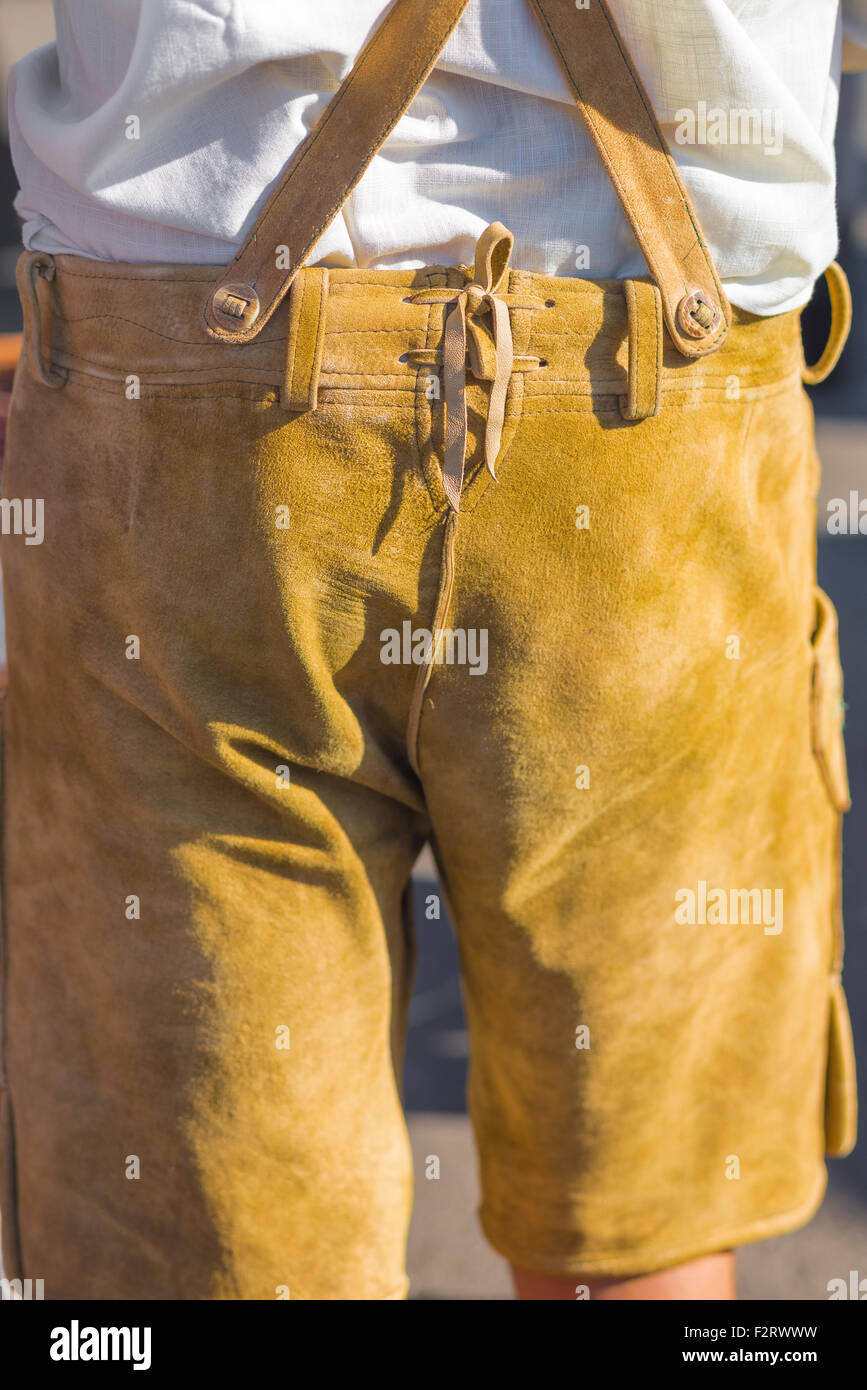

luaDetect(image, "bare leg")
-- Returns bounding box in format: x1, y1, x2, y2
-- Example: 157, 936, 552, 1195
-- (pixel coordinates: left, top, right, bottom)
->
511, 1251, 735, 1300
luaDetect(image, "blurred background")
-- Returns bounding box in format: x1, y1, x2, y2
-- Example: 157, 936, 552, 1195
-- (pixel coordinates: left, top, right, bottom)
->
0, 1, 865, 1299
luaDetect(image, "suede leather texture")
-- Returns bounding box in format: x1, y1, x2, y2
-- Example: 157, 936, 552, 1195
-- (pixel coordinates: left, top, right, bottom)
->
530, 0, 731, 356
203, 0, 472, 343
0, 248, 856, 1299
203, 0, 730, 355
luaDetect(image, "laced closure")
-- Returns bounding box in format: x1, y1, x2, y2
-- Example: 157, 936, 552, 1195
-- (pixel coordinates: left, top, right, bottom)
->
411, 222, 516, 512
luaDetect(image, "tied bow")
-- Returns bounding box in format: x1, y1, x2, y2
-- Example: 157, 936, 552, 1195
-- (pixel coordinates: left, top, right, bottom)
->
441, 222, 515, 512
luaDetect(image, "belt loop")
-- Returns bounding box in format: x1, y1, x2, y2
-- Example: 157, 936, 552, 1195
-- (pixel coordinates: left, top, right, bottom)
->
802, 262, 852, 386
15, 251, 67, 390
619, 278, 662, 421
281, 267, 329, 412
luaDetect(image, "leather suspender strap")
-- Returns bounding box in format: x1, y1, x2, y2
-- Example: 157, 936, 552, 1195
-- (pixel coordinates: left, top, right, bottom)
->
202, 0, 472, 343
203, 0, 730, 359
531, 0, 730, 357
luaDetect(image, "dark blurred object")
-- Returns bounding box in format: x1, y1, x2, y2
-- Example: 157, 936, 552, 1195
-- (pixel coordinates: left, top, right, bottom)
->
0, 133, 21, 333
0, 329, 19, 468
0, 330, 20, 459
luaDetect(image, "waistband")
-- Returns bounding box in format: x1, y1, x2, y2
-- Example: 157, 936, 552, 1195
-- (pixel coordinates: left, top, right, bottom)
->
20, 248, 817, 412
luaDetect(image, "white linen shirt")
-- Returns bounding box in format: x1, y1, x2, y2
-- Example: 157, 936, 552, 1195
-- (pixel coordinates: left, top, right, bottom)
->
8, 0, 867, 314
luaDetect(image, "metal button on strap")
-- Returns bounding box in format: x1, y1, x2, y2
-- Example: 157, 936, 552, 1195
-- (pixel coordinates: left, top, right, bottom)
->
676, 288, 723, 341
211, 282, 261, 331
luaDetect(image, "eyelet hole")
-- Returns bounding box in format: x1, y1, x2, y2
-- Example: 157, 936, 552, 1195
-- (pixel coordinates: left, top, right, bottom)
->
537, 358, 549, 368
545, 299, 556, 308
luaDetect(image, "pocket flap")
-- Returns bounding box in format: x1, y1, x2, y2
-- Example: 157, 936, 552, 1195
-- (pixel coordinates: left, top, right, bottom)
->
825, 974, 858, 1157
811, 588, 851, 813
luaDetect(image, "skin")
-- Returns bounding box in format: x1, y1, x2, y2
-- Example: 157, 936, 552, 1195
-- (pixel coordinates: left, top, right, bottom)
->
511, 1251, 736, 1300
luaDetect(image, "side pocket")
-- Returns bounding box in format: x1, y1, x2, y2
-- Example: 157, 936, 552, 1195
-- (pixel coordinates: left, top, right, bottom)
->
826, 973, 857, 1158
810, 587, 851, 814
810, 586, 857, 1157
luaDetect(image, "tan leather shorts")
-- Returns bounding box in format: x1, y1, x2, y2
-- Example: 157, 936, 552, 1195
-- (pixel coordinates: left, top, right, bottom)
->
0, 238, 856, 1297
